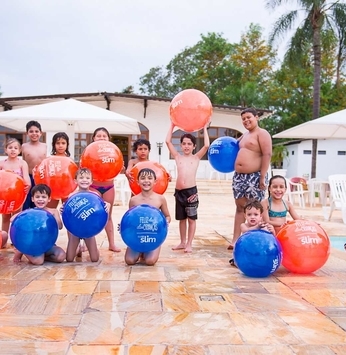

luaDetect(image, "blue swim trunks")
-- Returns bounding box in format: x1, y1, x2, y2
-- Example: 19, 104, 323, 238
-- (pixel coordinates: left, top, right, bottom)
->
232, 171, 267, 201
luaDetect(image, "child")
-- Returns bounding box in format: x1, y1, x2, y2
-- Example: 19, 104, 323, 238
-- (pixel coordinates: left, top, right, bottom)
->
229, 200, 275, 266
22, 121, 47, 210
12, 184, 66, 265
261, 175, 300, 234
124, 168, 171, 266
0, 138, 31, 235
165, 121, 210, 253
125, 139, 151, 182
64, 168, 109, 262
47, 132, 73, 209
229, 108, 272, 250
88, 127, 121, 252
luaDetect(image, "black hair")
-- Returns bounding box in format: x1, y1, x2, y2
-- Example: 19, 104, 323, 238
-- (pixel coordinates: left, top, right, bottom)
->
268, 175, 287, 197
132, 138, 151, 152
92, 127, 111, 141
26, 120, 42, 132
180, 133, 196, 145
31, 184, 51, 197
75, 167, 92, 179
51, 132, 71, 157
243, 199, 263, 213
138, 168, 156, 180
240, 108, 258, 117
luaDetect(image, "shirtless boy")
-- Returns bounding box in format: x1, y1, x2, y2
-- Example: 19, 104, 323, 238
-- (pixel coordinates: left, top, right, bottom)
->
21, 121, 47, 210
166, 121, 210, 253
229, 108, 272, 249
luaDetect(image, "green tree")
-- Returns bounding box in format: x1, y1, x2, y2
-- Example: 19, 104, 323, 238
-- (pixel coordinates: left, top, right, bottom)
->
266, 0, 346, 178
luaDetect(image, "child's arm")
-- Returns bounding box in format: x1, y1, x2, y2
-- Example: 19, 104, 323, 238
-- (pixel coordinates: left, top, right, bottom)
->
125, 159, 136, 182
52, 210, 63, 230
21, 160, 31, 194
261, 199, 270, 223
165, 122, 179, 158
287, 201, 300, 220
160, 196, 171, 224
195, 122, 210, 159
240, 223, 250, 233
258, 129, 272, 189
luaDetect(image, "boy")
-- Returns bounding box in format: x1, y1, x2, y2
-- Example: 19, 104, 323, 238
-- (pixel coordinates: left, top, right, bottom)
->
22, 121, 47, 210
12, 184, 66, 265
64, 168, 109, 262
125, 139, 151, 182
229, 108, 272, 250
165, 121, 210, 253
124, 168, 171, 266
229, 200, 275, 266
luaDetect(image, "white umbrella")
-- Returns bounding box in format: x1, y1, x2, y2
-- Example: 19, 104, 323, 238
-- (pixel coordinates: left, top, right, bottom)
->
0, 98, 140, 159
273, 109, 346, 139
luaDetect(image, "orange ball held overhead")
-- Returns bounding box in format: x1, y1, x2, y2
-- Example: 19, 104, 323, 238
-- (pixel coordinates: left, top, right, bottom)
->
0, 171, 26, 214
33, 156, 78, 200
80, 141, 124, 182
169, 89, 212, 132
129, 161, 169, 195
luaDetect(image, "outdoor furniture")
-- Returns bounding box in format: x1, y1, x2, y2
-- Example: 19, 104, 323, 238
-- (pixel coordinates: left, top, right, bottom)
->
114, 174, 131, 206
285, 177, 309, 208
324, 174, 346, 224
308, 178, 330, 207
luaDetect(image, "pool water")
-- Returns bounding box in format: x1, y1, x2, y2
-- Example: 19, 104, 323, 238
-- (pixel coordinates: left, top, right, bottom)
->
329, 236, 346, 251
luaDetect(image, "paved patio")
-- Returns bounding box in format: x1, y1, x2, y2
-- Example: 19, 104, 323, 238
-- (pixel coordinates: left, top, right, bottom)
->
0, 181, 346, 355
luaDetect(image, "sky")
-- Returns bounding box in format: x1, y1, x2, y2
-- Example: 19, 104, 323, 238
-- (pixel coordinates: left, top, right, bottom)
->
0, 0, 288, 98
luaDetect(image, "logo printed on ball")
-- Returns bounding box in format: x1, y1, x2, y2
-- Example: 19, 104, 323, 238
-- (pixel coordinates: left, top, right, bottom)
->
80, 207, 96, 221
140, 235, 157, 243
299, 235, 323, 245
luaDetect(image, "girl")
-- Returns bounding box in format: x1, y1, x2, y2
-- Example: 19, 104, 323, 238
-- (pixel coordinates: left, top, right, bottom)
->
0, 138, 31, 234
261, 175, 300, 234
89, 127, 121, 252
125, 139, 151, 182
47, 132, 73, 209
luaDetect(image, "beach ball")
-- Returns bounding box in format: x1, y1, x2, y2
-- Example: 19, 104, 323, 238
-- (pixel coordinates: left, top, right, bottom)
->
208, 136, 239, 173
10, 208, 58, 256
80, 141, 124, 181
62, 192, 108, 239
33, 156, 78, 200
120, 204, 168, 252
169, 89, 212, 132
0, 171, 26, 214
129, 161, 169, 195
234, 230, 282, 278
276, 220, 330, 274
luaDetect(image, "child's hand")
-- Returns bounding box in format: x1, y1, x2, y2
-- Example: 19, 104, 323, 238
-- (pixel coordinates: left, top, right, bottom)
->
125, 171, 134, 183
24, 185, 30, 194
60, 204, 64, 214
104, 202, 110, 214
167, 173, 172, 182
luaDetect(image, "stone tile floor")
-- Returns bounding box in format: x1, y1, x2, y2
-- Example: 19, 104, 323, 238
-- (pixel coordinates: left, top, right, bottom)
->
0, 186, 346, 355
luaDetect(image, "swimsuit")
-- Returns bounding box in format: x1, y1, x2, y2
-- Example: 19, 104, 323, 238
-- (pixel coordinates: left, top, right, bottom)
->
90, 184, 114, 195
232, 171, 267, 201
268, 197, 288, 218
174, 186, 199, 220
4, 159, 23, 177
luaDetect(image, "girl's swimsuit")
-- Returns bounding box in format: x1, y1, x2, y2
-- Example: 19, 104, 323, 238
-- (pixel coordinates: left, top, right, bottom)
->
268, 197, 288, 218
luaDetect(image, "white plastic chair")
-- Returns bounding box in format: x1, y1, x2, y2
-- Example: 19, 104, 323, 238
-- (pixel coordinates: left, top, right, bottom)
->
285, 178, 309, 208
114, 175, 131, 206
308, 178, 330, 207
324, 174, 346, 224
209, 169, 221, 180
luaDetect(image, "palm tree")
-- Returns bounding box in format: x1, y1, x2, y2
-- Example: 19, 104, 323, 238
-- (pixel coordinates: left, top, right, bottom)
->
266, 0, 346, 178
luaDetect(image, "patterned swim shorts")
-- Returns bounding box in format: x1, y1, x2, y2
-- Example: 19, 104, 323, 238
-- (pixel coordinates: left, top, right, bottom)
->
232, 171, 267, 201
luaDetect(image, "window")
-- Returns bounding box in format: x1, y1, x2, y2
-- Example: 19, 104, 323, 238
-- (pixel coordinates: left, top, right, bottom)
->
303, 150, 311, 155
291, 151, 294, 155
170, 127, 241, 160
318, 150, 326, 155
337, 151, 346, 156
74, 133, 89, 163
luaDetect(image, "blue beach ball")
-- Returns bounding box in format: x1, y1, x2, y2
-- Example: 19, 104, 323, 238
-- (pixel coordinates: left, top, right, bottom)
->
233, 230, 283, 278
208, 136, 239, 173
120, 204, 168, 253
62, 192, 108, 239
10, 208, 59, 256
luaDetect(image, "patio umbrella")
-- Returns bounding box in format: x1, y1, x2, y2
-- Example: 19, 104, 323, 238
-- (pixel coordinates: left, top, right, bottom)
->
0, 98, 140, 159
273, 109, 346, 139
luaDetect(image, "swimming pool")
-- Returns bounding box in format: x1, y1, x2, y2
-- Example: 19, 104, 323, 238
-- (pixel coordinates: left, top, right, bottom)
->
329, 236, 346, 251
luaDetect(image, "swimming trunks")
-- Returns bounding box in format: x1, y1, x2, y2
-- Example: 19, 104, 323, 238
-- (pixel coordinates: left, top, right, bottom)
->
268, 197, 288, 218
174, 186, 199, 220
22, 174, 36, 210
90, 184, 114, 195
232, 171, 267, 201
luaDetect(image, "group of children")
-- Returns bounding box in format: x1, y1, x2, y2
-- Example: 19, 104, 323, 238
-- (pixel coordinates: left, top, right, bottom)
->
1, 108, 302, 267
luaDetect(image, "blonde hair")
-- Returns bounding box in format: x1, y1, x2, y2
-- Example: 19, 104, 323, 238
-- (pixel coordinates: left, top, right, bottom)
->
4, 137, 21, 150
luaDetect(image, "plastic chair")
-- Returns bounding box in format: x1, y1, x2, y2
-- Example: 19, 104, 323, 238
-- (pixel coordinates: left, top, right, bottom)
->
324, 174, 346, 224
114, 175, 131, 206
285, 178, 309, 208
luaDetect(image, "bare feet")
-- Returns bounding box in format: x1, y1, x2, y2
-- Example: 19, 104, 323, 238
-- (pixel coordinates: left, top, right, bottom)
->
184, 246, 192, 253
172, 243, 186, 250
109, 245, 121, 252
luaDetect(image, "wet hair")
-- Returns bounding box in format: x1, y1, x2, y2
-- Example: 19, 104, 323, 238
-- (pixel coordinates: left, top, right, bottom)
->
243, 199, 263, 213
180, 133, 196, 145
92, 127, 111, 141
26, 120, 42, 132
51, 132, 71, 157
132, 138, 151, 152
75, 167, 92, 179
138, 168, 156, 180
240, 108, 258, 117
31, 184, 51, 197
268, 175, 287, 197
4, 137, 21, 149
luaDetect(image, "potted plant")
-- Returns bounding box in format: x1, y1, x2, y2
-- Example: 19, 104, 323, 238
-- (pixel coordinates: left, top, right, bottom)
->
271, 145, 289, 176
